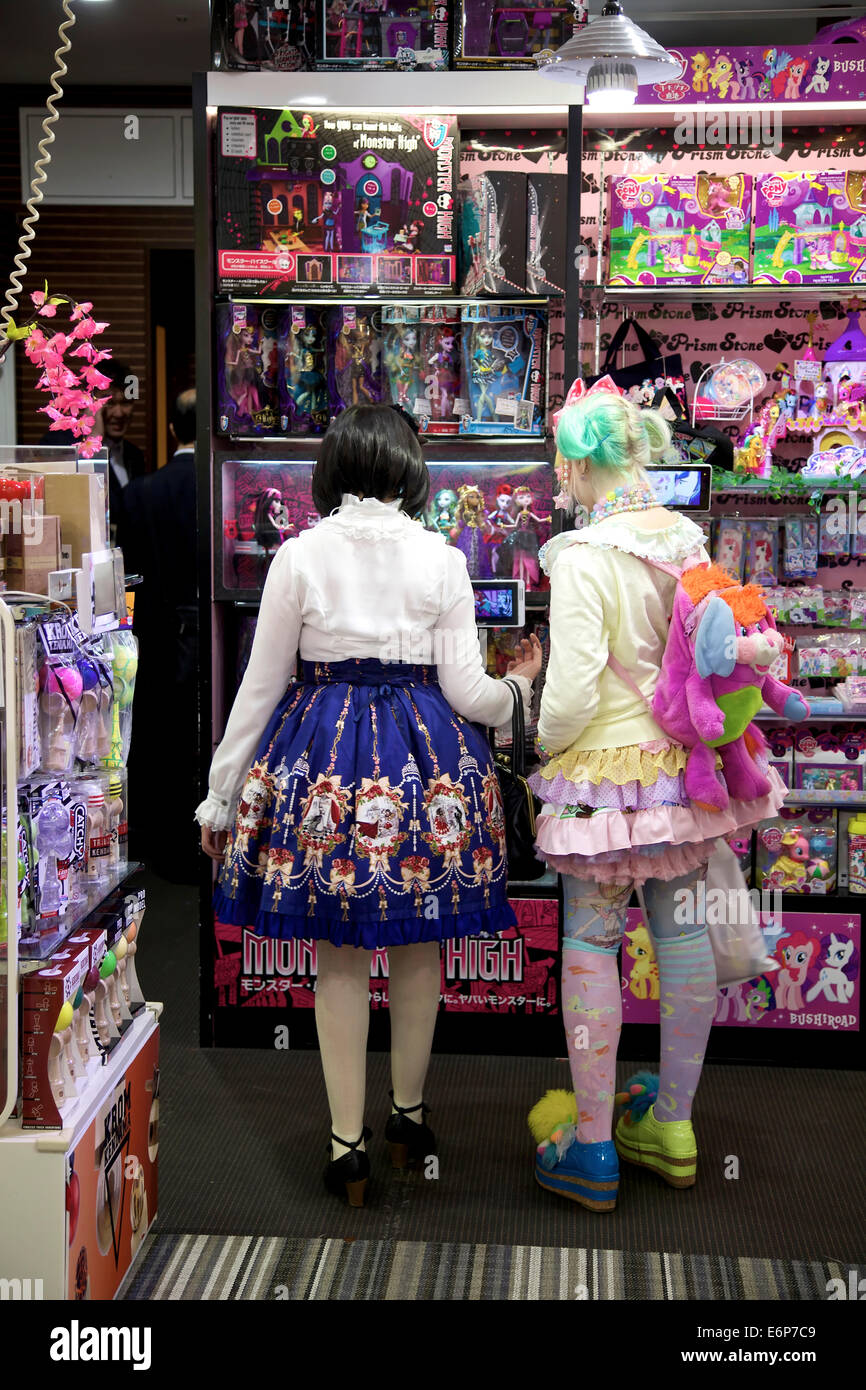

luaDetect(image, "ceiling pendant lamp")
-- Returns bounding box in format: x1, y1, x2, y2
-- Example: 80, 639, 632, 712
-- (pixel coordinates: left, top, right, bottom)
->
538, 0, 679, 108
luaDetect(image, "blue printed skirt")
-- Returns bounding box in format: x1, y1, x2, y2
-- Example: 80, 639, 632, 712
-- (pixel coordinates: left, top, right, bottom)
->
213, 658, 516, 949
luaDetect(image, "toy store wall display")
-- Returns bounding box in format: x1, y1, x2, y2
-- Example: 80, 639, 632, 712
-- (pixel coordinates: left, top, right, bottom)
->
622, 907, 860, 1034
216, 107, 457, 297
212, 897, 559, 1036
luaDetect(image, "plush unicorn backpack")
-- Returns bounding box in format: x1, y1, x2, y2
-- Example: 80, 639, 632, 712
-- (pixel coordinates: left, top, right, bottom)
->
610, 559, 810, 813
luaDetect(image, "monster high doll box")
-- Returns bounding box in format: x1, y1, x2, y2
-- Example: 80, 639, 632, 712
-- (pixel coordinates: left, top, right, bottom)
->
608, 173, 753, 288
215, 302, 286, 437
278, 306, 331, 434
328, 305, 385, 414
215, 106, 458, 297
219, 459, 317, 592
458, 173, 527, 296
213, 1, 315, 71
756, 808, 837, 895
753, 170, 866, 286
459, 304, 546, 436
317, 0, 449, 70
382, 305, 461, 435
453, 0, 572, 67
526, 173, 567, 296
424, 459, 553, 588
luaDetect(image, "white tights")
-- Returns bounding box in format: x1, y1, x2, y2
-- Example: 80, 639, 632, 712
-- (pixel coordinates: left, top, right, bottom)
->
315, 940, 441, 1158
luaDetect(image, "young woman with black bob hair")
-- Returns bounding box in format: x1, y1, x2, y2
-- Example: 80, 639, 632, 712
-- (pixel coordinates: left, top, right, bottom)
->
198, 403, 542, 1206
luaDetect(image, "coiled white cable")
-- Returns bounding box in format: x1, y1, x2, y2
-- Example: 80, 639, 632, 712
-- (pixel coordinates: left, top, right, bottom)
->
0, 0, 77, 340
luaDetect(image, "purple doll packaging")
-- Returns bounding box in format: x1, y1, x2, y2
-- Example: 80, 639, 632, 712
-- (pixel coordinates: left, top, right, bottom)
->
216, 302, 285, 437
754, 170, 866, 286
454, 1, 572, 68
278, 306, 331, 435
317, 0, 448, 71
382, 305, 461, 435
608, 173, 752, 288
216, 106, 457, 297
327, 305, 384, 413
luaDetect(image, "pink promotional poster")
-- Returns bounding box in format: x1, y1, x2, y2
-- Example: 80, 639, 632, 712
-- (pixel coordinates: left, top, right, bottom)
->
213, 896, 559, 1018
622, 908, 861, 1032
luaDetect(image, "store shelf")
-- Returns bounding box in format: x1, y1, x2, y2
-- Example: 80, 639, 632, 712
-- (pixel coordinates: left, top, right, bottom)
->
205, 70, 570, 121
224, 589, 551, 610
599, 284, 863, 303
215, 435, 553, 450
222, 295, 553, 308
15, 862, 144, 969
784, 791, 866, 807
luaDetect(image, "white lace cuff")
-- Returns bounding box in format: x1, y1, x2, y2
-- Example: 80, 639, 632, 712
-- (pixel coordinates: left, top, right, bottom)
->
496, 673, 532, 730
195, 793, 235, 832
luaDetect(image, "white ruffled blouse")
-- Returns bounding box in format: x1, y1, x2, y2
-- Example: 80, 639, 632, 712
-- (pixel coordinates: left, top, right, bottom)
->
537, 510, 708, 757
196, 494, 531, 831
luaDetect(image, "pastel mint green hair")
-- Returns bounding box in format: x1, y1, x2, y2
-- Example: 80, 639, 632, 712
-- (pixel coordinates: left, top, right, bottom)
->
555, 391, 671, 473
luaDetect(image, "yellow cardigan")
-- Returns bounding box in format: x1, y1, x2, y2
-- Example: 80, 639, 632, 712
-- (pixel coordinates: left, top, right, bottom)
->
537, 512, 708, 756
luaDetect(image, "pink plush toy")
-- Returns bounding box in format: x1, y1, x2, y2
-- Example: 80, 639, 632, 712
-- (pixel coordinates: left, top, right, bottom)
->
652, 563, 810, 812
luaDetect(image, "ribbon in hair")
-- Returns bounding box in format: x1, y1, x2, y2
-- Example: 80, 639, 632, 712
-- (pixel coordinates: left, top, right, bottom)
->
551, 374, 625, 432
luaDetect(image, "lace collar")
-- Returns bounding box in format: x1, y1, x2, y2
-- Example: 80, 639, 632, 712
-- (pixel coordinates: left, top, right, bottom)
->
540, 512, 705, 575
321, 492, 417, 540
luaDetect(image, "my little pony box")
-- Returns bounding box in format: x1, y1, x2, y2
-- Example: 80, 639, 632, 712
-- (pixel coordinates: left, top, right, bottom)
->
793, 726, 866, 795
756, 807, 838, 895
753, 171, 866, 286
608, 173, 752, 288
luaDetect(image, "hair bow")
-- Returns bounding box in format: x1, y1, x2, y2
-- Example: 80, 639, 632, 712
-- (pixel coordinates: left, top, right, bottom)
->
551, 374, 625, 432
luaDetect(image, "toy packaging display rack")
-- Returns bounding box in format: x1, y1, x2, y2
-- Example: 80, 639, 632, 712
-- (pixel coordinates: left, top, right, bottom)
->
318, 0, 449, 70
215, 106, 458, 298
452, 0, 574, 67
608, 173, 753, 289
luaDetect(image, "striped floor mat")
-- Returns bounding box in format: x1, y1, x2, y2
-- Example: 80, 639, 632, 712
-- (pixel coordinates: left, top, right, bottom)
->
120, 1233, 858, 1301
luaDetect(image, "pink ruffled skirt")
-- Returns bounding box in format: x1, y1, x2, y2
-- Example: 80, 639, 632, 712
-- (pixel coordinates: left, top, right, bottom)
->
529, 738, 787, 886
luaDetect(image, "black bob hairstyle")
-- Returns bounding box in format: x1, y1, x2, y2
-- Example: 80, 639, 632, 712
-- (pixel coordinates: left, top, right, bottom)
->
312, 403, 429, 518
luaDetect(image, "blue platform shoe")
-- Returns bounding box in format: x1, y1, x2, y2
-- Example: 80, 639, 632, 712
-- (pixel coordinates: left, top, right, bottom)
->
528, 1090, 619, 1213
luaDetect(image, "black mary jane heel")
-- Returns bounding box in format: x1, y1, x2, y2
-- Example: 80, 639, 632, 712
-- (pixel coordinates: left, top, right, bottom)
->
324, 1126, 372, 1207
384, 1092, 437, 1171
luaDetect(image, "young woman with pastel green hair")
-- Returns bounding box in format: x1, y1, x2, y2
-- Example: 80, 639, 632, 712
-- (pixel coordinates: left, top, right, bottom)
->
526, 386, 787, 1213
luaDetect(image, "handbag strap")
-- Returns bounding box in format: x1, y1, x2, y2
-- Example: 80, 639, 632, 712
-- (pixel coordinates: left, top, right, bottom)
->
602, 316, 662, 371
651, 385, 687, 419
501, 677, 526, 778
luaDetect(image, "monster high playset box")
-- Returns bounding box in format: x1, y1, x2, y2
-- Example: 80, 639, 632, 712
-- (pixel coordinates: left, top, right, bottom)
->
458, 303, 546, 436
753, 171, 866, 286
215, 106, 458, 297
318, 0, 449, 70
608, 173, 753, 288
452, 0, 573, 67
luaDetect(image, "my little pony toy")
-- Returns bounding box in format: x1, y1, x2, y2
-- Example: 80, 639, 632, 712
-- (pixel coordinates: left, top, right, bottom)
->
651, 563, 810, 812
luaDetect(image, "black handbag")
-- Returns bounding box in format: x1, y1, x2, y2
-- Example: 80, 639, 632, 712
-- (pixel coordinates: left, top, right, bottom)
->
589, 317, 687, 409
651, 386, 734, 471
492, 679, 546, 883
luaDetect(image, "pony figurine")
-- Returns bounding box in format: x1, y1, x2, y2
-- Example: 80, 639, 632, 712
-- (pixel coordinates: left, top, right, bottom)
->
651, 563, 810, 812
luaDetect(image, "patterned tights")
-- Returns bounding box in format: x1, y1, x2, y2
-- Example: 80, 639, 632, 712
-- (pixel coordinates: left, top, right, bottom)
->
561, 869, 717, 1143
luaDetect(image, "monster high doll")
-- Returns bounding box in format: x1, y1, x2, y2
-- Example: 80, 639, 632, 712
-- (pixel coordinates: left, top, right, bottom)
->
225, 323, 264, 425
450, 483, 495, 579
500, 485, 550, 587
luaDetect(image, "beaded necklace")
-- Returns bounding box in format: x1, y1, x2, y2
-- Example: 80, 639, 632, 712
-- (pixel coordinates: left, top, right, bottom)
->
590, 480, 659, 525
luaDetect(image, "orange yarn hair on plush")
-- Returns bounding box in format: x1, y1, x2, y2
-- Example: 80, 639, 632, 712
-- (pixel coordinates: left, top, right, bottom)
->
720, 584, 768, 626
680, 562, 738, 605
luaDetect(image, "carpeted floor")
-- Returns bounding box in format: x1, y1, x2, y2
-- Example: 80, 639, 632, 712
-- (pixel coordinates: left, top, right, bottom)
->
129, 869, 866, 1295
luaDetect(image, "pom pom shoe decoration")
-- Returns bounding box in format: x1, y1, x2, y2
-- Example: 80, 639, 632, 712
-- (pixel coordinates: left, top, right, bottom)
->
384, 1093, 437, 1171
614, 1073, 698, 1188
528, 1090, 619, 1212
323, 1127, 372, 1207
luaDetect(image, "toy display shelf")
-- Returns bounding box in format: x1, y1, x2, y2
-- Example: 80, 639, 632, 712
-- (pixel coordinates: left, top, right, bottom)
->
14, 862, 144, 969
713, 476, 865, 498
221, 295, 554, 308
599, 285, 864, 303
223, 588, 552, 611
785, 791, 866, 807
757, 711, 866, 721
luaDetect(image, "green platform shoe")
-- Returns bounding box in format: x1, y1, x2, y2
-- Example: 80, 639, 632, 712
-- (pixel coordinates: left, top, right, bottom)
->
614, 1074, 697, 1189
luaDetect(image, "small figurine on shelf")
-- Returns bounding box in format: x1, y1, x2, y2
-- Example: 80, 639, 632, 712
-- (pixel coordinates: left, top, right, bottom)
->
225, 323, 263, 423
500, 485, 551, 587
450, 484, 495, 579
254, 487, 293, 554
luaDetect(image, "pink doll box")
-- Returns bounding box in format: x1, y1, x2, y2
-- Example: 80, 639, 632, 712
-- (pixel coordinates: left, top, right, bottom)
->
714, 519, 747, 580
756, 808, 837, 895
754, 170, 866, 287
793, 726, 866, 795
609, 173, 752, 288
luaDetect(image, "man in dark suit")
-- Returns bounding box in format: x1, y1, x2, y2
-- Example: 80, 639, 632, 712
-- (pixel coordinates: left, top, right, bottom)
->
121, 389, 198, 883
